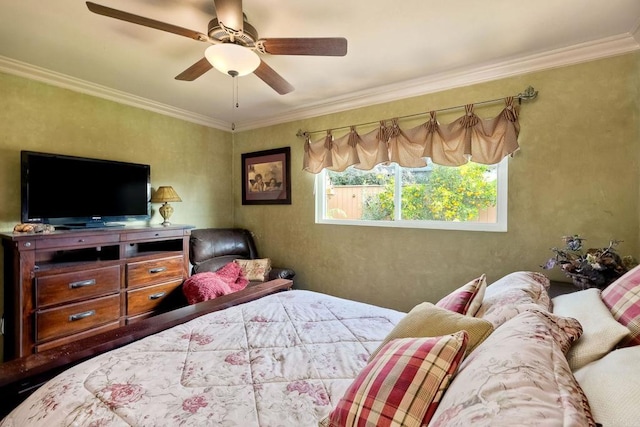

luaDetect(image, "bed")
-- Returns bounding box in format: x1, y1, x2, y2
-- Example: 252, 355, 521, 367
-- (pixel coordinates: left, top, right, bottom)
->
0, 288, 405, 426
2, 270, 640, 426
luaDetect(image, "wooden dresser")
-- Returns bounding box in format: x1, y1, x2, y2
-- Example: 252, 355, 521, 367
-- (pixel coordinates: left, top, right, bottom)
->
1, 225, 192, 360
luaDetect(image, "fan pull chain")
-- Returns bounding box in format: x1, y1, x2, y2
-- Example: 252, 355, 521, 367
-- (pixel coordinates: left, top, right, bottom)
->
234, 73, 239, 109
229, 70, 239, 131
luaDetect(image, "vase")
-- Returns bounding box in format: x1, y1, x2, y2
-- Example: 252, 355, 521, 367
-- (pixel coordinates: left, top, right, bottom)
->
565, 270, 623, 290
568, 274, 599, 290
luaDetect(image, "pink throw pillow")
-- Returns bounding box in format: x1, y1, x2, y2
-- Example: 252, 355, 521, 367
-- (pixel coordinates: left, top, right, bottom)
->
216, 261, 249, 292
182, 262, 249, 304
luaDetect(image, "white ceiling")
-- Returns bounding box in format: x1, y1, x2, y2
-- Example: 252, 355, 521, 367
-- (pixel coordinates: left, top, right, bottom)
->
1, 0, 639, 132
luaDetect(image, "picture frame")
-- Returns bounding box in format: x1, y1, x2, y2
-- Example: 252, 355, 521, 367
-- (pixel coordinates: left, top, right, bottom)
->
241, 147, 291, 205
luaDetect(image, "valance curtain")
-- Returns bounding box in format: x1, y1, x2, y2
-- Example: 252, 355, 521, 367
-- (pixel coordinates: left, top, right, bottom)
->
303, 97, 520, 174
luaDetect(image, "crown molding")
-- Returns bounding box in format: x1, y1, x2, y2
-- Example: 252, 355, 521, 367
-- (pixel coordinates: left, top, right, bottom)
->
633, 18, 640, 45
2, 32, 639, 134
237, 33, 640, 131
0, 56, 229, 131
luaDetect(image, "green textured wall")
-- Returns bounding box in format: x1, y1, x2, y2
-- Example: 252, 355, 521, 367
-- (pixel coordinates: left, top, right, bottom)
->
233, 52, 640, 312
0, 72, 233, 230
0, 72, 233, 360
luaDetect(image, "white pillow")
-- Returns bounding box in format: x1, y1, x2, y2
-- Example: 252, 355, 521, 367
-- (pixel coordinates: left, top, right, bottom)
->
573, 346, 640, 426
552, 288, 630, 370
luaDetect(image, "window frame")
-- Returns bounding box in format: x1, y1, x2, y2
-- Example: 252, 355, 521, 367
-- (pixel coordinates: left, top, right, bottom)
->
315, 158, 508, 232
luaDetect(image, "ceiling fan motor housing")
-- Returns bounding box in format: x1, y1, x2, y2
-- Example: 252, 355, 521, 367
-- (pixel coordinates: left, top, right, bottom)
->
208, 18, 259, 47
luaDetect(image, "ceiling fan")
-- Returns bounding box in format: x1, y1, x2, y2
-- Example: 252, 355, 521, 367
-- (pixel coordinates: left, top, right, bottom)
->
86, 1, 347, 95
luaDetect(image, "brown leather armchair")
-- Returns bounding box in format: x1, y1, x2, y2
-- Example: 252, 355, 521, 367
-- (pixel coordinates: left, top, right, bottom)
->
189, 228, 295, 281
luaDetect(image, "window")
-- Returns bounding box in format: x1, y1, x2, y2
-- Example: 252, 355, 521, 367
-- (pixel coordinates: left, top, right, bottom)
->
315, 158, 508, 231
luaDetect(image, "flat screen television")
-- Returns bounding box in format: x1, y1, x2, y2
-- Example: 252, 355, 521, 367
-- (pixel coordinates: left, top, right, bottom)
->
21, 151, 151, 228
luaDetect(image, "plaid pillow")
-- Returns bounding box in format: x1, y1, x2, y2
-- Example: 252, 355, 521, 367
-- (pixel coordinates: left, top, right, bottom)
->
436, 274, 486, 315
602, 264, 640, 347
321, 331, 468, 427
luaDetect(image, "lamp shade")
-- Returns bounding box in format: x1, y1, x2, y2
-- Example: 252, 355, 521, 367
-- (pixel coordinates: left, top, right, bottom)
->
150, 186, 182, 203
205, 43, 260, 76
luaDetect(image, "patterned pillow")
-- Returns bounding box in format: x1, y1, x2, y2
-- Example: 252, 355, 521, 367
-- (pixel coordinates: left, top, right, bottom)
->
430, 309, 595, 426
601, 264, 640, 347
234, 258, 271, 282
369, 302, 493, 361
553, 288, 630, 370
321, 332, 469, 427
475, 271, 551, 328
436, 274, 487, 315
573, 346, 640, 426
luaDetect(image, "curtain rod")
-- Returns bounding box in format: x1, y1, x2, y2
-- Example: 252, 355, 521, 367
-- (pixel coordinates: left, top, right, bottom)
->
296, 85, 538, 138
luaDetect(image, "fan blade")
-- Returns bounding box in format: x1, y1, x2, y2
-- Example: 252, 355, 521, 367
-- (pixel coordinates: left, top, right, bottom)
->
254, 60, 294, 95
260, 38, 347, 56
213, 0, 244, 33
175, 58, 213, 81
86, 2, 208, 41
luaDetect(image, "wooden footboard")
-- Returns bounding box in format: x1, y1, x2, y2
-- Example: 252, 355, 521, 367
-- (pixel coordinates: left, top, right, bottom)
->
0, 279, 293, 418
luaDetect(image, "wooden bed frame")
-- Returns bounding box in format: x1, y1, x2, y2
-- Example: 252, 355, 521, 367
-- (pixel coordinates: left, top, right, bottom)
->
0, 279, 293, 418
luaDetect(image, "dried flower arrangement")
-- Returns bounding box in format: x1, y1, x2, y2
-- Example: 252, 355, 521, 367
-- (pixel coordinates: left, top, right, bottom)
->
542, 235, 637, 289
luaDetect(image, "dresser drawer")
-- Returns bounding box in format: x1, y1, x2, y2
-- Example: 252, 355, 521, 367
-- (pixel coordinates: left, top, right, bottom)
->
36, 265, 121, 308
121, 229, 185, 242
36, 321, 121, 353
36, 294, 120, 342
35, 233, 120, 250
126, 255, 184, 288
126, 279, 183, 317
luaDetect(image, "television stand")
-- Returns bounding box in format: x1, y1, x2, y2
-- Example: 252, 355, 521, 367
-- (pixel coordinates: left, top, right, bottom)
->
1, 224, 193, 360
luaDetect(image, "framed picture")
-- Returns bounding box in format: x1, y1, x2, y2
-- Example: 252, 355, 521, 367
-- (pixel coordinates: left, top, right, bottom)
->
241, 147, 291, 205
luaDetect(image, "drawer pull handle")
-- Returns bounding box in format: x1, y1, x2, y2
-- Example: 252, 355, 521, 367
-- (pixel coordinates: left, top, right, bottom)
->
69, 310, 95, 322
149, 267, 167, 274
148, 292, 166, 300
69, 279, 96, 289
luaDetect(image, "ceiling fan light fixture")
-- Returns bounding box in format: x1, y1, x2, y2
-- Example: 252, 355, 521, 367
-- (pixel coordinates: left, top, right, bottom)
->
205, 43, 260, 77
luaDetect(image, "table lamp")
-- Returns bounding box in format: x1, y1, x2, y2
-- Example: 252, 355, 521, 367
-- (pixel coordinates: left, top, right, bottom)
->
150, 186, 182, 226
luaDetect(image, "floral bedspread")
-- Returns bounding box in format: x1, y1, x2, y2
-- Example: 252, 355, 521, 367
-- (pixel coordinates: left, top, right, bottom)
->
1, 290, 404, 427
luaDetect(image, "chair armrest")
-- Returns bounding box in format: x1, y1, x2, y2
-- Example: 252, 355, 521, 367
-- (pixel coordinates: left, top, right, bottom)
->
269, 267, 295, 280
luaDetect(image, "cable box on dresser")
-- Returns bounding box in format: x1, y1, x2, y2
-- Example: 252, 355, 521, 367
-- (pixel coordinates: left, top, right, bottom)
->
1, 224, 193, 361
